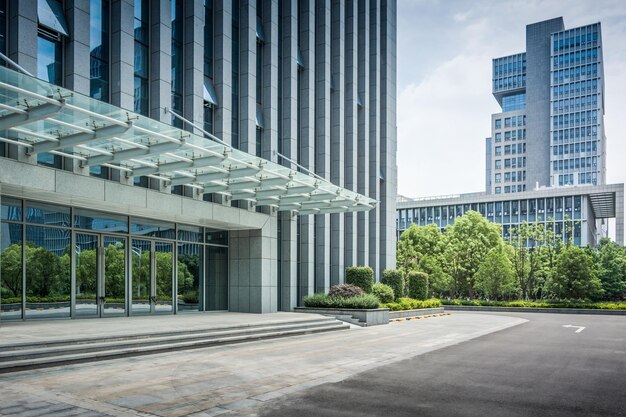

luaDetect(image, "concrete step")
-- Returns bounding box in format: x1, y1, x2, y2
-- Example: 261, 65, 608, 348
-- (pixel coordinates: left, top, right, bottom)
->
0, 320, 341, 362
0, 319, 349, 374
0, 316, 339, 352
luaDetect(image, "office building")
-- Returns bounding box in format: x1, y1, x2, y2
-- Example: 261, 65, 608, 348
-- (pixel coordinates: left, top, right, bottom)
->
398, 17, 622, 246
0, 0, 397, 321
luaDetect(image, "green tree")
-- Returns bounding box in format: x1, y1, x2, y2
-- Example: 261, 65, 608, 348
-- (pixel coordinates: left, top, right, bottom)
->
595, 238, 626, 300
397, 223, 444, 273
546, 245, 603, 300
418, 256, 451, 298
475, 245, 516, 300
444, 211, 503, 297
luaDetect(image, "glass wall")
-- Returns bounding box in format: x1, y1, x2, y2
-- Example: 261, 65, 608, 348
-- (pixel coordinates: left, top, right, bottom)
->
90, 0, 110, 102
133, 0, 149, 115
0, 197, 229, 320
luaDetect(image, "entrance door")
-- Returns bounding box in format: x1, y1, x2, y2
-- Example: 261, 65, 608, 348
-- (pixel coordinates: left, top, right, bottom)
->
131, 239, 174, 315
74, 233, 127, 317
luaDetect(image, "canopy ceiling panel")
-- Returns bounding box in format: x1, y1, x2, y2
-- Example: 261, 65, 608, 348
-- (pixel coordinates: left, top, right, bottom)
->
0, 66, 376, 214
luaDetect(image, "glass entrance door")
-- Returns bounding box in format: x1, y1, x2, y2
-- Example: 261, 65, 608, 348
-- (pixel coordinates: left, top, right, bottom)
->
75, 233, 99, 317
74, 233, 127, 317
102, 236, 127, 316
130, 239, 173, 314
154, 242, 174, 313
131, 239, 152, 314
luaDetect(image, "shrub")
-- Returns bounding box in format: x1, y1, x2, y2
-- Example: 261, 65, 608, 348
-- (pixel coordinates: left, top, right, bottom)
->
381, 297, 441, 311
381, 269, 404, 300
303, 293, 380, 309
345, 266, 374, 293
438, 299, 626, 310
372, 283, 395, 303
407, 271, 429, 300
328, 284, 364, 298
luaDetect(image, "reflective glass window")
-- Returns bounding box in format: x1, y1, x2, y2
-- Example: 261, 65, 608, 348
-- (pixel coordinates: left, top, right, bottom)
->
25, 201, 71, 227
90, 0, 110, 102
74, 208, 128, 233
1, 197, 22, 221
24, 225, 71, 318
131, 218, 176, 239
205, 229, 228, 246
1, 222, 23, 320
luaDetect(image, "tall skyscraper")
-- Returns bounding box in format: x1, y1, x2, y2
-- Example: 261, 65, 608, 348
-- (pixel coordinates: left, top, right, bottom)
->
398, 18, 623, 246
487, 17, 605, 194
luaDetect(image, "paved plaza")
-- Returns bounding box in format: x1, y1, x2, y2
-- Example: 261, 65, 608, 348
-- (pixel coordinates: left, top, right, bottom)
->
0, 313, 525, 416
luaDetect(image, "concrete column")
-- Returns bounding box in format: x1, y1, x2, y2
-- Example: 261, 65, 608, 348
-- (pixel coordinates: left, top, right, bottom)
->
330, 0, 345, 286
379, 0, 398, 273
8, 0, 37, 75
343, 0, 358, 269
149, 0, 172, 123
357, 0, 369, 266
314, 0, 331, 294
278, 0, 299, 311
110, 0, 134, 111
261, 0, 278, 162
298, 0, 315, 303
367, 1, 380, 279
64, 0, 90, 95
214, 0, 233, 144
183, 0, 204, 135
229, 217, 278, 313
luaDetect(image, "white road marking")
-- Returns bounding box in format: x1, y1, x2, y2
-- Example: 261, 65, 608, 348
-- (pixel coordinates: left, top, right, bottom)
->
563, 324, 586, 333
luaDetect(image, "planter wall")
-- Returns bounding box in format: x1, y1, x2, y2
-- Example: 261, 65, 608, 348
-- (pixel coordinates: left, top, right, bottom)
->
294, 307, 390, 327
388, 307, 444, 319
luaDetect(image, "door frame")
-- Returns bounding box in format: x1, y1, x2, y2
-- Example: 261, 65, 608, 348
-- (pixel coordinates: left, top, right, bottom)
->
129, 238, 176, 316
72, 232, 129, 318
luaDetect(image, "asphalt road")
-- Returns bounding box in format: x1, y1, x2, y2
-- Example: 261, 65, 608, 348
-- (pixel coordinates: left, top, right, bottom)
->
258, 312, 626, 417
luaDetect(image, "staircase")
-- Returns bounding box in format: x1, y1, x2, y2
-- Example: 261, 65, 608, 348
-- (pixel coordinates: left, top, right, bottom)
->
0, 316, 349, 373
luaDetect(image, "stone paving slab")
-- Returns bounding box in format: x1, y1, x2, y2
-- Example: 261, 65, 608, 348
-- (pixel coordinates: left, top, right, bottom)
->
0, 312, 330, 346
0, 313, 526, 416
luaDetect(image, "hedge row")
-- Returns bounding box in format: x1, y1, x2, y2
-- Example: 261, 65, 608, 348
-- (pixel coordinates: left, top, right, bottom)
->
441, 299, 626, 310
382, 298, 441, 311
303, 293, 380, 309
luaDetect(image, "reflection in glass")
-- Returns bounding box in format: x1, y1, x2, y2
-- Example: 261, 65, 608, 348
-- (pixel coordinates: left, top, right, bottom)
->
131, 239, 151, 314
75, 233, 98, 317
131, 219, 176, 239
74, 209, 128, 233
155, 242, 174, 313
90, 0, 110, 101
1, 223, 23, 320
103, 236, 126, 316
25, 226, 71, 318
177, 243, 202, 312
37, 32, 62, 85
26, 201, 71, 227
206, 246, 228, 311
1, 197, 22, 221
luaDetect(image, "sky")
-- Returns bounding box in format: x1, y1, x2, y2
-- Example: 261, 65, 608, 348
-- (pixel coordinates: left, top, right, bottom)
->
396, 0, 626, 198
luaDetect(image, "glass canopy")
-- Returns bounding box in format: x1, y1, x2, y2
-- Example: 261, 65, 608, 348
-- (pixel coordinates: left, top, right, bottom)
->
0, 66, 376, 214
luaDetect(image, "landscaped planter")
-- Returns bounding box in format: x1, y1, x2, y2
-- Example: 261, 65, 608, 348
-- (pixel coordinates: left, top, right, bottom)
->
388, 307, 445, 319
294, 307, 390, 327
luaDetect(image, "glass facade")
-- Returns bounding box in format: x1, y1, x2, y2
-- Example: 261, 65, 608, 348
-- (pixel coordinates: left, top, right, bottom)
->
89, 0, 110, 102
203, 0, 215, 136
396, 195, 584, 247
502, 93, 526, 112
492, 53, 526, 93
0, 197, 229, 320
171, 0, 183, 128
133, 0, 149, 116
550, 24, 602, 187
